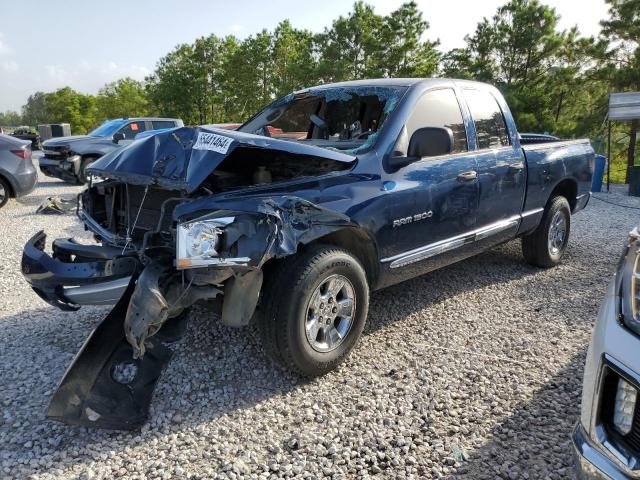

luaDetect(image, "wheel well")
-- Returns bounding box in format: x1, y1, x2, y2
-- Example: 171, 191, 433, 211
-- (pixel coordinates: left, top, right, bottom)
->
81, 154, 100, 166
307, 228, 379, 286
0, 173, 15, 197
549, 179, 577, 211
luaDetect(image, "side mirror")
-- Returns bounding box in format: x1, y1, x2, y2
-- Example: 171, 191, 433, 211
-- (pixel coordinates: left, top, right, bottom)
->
408, 127, 454, 158
113, 132, 125, 143
387, 127, 454, 170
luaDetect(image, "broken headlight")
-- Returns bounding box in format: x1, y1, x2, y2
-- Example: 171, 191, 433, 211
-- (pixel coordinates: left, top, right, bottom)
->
176, 217, 235, 269
620, 227, 640, 336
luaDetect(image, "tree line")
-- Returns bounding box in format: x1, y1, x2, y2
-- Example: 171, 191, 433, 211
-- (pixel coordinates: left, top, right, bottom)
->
1, 0, 638, 182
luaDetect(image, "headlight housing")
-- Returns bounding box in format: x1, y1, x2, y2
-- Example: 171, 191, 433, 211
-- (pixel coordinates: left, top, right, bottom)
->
176, 216, 245, 269
620, 227, 640, 335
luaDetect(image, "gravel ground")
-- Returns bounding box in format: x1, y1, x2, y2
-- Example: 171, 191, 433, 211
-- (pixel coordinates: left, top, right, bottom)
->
1, 160, 639, 479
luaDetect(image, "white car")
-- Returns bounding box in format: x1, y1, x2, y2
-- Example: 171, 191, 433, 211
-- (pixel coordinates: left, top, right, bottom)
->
574, 228, 640, 479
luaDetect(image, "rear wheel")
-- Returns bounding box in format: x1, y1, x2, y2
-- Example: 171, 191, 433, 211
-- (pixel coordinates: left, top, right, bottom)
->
0, 176, 10, 209
522, 195, 571, 268
259, 245, 369, 377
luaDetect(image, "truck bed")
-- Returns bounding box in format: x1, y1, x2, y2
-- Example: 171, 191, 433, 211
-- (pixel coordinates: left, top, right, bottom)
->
521, 138, 593, 220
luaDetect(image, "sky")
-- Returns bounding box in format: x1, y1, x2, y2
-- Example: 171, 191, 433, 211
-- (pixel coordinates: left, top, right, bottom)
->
0, 0, 610, 112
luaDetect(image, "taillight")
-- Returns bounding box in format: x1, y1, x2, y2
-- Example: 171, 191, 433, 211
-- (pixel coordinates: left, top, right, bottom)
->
10, 146, 31, 160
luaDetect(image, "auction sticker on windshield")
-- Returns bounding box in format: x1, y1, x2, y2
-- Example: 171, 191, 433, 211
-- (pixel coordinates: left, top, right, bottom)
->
193, 132, 234, 154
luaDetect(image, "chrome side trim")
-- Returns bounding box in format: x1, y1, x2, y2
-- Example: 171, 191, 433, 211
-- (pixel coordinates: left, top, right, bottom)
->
383, 215, 521, 269
521, 207, 544, 218
475, 217, 519, 241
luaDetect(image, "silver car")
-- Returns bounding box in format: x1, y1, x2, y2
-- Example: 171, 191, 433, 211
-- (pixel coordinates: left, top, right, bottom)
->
574, 228, 640, 479
0, 133, 37, 209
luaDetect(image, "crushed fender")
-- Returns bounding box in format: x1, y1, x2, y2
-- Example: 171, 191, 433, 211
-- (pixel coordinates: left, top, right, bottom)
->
124, 258, 221, 358
174, 195, 357, 264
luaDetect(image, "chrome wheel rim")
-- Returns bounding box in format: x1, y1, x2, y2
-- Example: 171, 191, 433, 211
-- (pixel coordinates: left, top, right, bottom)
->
305, 274, 356, 353
548, 211, 567, 256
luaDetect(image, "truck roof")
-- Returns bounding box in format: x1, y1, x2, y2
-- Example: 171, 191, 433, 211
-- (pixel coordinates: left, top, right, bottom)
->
113, 117, 182, 122
301, 78, 494, 94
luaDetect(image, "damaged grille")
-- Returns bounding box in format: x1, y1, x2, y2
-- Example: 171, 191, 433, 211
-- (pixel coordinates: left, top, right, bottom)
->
83, 182, 180, 247
42, 146, 70, 159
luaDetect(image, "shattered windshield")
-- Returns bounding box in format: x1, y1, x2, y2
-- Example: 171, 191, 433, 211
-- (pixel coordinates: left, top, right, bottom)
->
239, 86, 407, 154
89, 119, 129, 137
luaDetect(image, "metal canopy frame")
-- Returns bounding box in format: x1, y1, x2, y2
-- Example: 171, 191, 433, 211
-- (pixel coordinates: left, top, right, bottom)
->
606, 92, 640, 192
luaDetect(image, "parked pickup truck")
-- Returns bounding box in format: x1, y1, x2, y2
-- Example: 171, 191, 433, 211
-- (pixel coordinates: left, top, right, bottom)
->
21, 78, 594, 429
39, 117, 183, 184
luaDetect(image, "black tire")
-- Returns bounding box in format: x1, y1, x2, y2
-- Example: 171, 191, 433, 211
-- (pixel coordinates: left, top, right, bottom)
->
0, 176, 10, 209
259, 245, 369, 377
78, 156, 97, 184
522, 195, 571, 268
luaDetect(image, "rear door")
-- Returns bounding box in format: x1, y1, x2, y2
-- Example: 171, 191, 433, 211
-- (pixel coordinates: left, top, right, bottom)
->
387, 88, 479, 260
462, 87, 526, 235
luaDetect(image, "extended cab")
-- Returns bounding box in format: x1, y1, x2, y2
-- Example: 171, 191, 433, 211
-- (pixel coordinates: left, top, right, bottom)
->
39, 117, 183, 184
21, 79, 593, 429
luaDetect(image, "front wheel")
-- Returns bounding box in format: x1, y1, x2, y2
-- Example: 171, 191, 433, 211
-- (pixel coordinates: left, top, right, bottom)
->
522, 195, 571, 268
78, 156, 97, 184
259, 245, 369, 377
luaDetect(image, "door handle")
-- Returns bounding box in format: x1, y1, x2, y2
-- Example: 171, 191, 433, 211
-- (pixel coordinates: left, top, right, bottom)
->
457, 170, 478, 182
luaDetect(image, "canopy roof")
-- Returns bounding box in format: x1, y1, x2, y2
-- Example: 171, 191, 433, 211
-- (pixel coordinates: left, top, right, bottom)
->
609, 92, 640, 121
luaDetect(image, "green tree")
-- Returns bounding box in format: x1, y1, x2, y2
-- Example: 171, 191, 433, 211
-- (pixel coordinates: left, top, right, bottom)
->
271, 20, 317, 96
97, 78, 152, 120
443, 0, 569, 132
317, 2, 385, 82
146, 35, 242, 124
0, 110, 23, 126
146, 43, 201, 124
21, 92, 48, 126
225, 30, 275, 119
44, 87, 97, 134
378, 2, 439, 78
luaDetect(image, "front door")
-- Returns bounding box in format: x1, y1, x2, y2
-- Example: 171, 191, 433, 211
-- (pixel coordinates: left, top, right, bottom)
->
386, 88, 479, 267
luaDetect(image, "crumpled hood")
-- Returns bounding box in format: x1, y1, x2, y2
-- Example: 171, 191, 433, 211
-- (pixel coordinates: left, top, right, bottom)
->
87, 126, 356, 193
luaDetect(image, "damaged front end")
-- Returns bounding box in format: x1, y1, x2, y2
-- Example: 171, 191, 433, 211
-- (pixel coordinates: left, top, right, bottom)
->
21, 126, 357, 429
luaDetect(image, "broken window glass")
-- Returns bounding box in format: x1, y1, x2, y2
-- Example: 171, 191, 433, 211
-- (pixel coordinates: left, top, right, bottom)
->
240, 86, 408, 153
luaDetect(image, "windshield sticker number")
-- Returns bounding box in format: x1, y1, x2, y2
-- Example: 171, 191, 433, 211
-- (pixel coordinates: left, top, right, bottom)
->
193, 132, 233, 154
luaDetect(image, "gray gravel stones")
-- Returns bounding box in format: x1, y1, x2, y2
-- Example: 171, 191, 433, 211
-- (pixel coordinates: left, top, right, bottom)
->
1, 165, 638, 479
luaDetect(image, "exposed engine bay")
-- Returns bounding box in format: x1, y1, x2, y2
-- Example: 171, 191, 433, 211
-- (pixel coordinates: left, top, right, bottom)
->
81, 151, 350, 248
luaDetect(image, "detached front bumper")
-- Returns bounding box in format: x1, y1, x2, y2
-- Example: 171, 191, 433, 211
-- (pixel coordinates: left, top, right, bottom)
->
21, 230, 139, 310
20, 231, 195, 430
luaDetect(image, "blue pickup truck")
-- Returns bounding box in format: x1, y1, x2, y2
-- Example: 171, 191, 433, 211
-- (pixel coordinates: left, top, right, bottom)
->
21, 78, 593, 429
